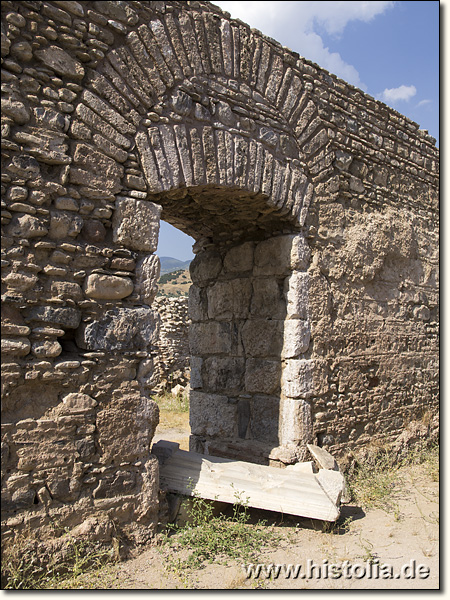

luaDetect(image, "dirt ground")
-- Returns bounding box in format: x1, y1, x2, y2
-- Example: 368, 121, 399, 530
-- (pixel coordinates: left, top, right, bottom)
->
90, 418, 440, 591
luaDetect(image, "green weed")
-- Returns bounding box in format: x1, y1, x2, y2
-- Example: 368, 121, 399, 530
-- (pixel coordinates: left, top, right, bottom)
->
160, 490, 280, 578
153, 390, 189, 413
348, 440, 439, 513
1, 528, 119, 590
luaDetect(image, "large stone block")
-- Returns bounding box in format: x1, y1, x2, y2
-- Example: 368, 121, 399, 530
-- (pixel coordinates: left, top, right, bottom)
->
279, 398, 312, 445
189, 250, 223, 286
25, 306, 81, 329
245, 358, 281, 394
49, 212, 83, 239
96, 388, 159, 464
284, 271, 310, 320
135, 254, 160, 305
249, 395, 280, 444
189, 356, 203, 389
201, 356, 245, 393
282, 319, 311, 358
282, 359, 314, 399
73, 142, 124, 183
207, 279, 252, 320
188, 285, 208, 322
189, 391, 237, 438
254, 234, 310, 276
112, 198, 161, 252
79, 307, 159, 351
3, 272, 38, 292
84, 273, 134, 300
250, 278, 286, 318
51, 282, 83, 301
241, 319, 283, 358
35, 45, 85, 79
8, 214, 48, 238
189, 322, 232, 355
223, 241, 254, 273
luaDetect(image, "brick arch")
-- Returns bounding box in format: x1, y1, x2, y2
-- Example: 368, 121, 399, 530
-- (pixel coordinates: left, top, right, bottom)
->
70, 3, 328, 238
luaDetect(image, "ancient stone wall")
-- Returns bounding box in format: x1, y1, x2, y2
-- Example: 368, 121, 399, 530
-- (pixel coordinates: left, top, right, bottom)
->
151, 295, 190, 393
188, 233, 312, 464
1, 0, 438, 543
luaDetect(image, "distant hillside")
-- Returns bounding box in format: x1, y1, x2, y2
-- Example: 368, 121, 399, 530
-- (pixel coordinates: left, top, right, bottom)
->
159, 256, 192, 275
158, 268, 192, 297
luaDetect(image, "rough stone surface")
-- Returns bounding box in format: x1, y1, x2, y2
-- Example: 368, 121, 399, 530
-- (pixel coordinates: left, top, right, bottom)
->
1, 0, 439, 548
84, 273, 134, 300
112, 199, 161, 252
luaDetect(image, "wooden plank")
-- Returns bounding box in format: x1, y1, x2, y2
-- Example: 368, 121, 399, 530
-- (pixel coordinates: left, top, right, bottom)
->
154, 440, 342, 522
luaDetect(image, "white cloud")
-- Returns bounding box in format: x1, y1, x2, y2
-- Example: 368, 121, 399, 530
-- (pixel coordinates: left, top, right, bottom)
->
416, 99, 432, 108
215, 1, 394, 87
378, 85, 417, 103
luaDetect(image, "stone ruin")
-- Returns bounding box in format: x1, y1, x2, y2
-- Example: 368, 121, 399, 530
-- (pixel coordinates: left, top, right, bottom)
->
1, 1, 439, 544
152, 295, 190, 393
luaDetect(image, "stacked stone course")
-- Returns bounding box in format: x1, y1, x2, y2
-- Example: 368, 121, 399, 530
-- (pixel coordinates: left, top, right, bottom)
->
1, 0, 438, 543
151, 295, 190, 393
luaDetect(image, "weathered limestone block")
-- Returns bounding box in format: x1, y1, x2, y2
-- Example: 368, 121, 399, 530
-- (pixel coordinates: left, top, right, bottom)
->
51, 282, 83, 301
285, 271, 310, 320
79, 307, 159, 351
282, 359, 315, 399
223, 241, 254, 273
8, 214, 48, 238
73, 142, 124, 184
249, 396, 280, 443
25, 306, 81, 329
206, 279, 252, 320
58, 393, 98, 414
189, 391, 237, 438
282, 319, 311, 357
34, 107, 70, 133
254, 234, 310, 276
7, 154, 40, 179
188, 285, 208, 322
201, 356, 245, 393
189, 356, 203, 389
84, 273, 134, 300
93, 470, 136, 499
2, 98, 30, 124
189, 250, 223, 286
49, 212, 83, 239
112, 198, 161, 252
135, 254, 160, 305
189, 322, 232, 355
35, 45, 85, 79
1, 337, 31, 357
96, 388, 158, 464
250, 278, 285, 319
3, 272, 38, 291
245, 358, 281, 395
31, 340, 62, 358
241, 319, 283, 358
279, 398, 313, 445
7, 186, 28, 202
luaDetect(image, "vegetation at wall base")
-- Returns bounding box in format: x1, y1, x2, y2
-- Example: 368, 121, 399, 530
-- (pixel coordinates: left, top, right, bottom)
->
1, 528, 119, 590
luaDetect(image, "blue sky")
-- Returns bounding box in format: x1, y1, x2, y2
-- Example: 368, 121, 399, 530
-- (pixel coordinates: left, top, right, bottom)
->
157, 0, 440, 261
